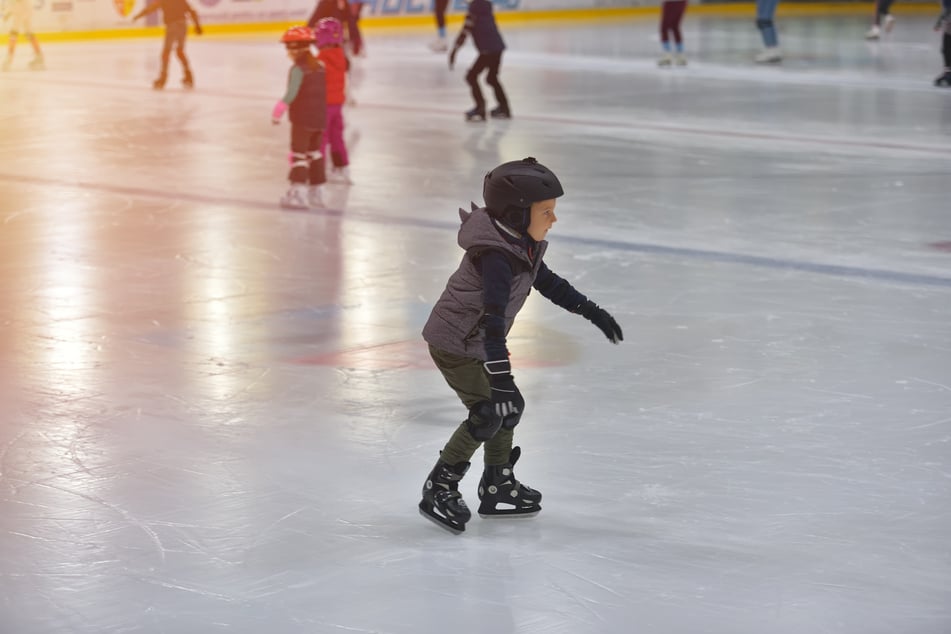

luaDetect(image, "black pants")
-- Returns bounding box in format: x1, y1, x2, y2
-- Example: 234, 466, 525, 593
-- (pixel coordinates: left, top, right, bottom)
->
465, 51, 509, 115
944, 32, 951, 68
289, 125, 326, 185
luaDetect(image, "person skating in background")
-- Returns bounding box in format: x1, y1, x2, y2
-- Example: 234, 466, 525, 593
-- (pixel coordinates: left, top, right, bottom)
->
935, 0, 951, 86
866, 0, 897, 39
271, 26, 327, 209
133, 0, 202, 89
448, 0, 509, 122
658, 0, 688, 67
2, 0, 44, 71
429, 0, 450, 52
754, 0, 782, 63
314, 18, 352, 184
418, 157, 624, 533
348, 0, 365, 57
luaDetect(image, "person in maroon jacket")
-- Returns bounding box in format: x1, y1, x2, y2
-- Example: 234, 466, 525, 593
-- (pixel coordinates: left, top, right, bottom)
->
132, 0, 203, 89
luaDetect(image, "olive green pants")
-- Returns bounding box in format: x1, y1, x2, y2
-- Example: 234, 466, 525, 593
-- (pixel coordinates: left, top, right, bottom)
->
429, 345, 514, 466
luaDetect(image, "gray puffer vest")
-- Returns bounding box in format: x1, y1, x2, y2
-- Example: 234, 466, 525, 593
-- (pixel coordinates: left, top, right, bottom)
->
422, 204, 547, 360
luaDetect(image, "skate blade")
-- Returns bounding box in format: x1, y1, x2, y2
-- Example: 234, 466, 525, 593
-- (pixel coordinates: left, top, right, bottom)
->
418, 506, 466, 534
478, 508, 541, 519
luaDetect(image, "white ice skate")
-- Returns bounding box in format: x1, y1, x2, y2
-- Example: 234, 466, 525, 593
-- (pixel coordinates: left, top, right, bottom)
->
675, 53, 688, 66
29, 56, 45, 71
657, 53, 673, 67
428, 36, 448, 53
865, 15, 893, 40
754, 47, 782, 64
280, 184, 309, 210
307, 185, 325, 208
329, 166, 353, 184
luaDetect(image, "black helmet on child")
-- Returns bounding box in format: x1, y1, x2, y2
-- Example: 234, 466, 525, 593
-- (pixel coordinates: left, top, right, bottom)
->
483, 157, 564, 232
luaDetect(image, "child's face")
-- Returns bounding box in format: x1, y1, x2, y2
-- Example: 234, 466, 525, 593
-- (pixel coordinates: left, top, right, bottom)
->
527, 198, 558, 241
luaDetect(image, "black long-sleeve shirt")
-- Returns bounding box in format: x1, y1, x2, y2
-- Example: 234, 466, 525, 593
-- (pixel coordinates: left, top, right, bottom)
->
477, 245, 586, 363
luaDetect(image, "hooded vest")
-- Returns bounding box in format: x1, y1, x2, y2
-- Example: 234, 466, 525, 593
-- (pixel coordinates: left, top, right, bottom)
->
289, 59, 327, 129
422, 205, 547, 360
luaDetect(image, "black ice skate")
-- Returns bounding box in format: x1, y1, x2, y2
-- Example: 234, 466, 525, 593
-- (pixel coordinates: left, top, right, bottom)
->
419, 459, 471, 534
935, 70, 951, 87
489, 106, 511, 120
477, 447, 542, 518
152, 74, 167, 90
465, 107, 486, 122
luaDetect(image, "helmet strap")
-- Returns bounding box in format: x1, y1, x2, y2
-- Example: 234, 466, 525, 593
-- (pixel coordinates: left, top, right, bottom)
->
492, 217, 522, 239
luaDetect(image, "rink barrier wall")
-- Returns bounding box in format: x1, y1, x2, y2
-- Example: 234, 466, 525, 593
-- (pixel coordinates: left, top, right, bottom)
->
32, 2, 940, 41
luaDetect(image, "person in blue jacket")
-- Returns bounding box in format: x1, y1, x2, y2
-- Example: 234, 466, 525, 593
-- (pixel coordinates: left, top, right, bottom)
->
448, 0, 510, 121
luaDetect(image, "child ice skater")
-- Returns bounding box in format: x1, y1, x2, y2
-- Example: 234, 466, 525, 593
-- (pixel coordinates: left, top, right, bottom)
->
658, 0, 688, 66
314, 18, 352, 184
418, 157, 624, 533
271, 26, 328, 209
2, 0, 44, 71
754, 0, 782, 63
448, 0, 510, 122
935, 0, 951, 87
133, 0, 203, 90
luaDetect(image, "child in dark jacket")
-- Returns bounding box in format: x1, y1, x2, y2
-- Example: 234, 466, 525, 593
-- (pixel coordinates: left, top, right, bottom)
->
448, 0, 509, 122
271, 26, 327, 209
314, 18, 352, 184
418, 157, 624, 534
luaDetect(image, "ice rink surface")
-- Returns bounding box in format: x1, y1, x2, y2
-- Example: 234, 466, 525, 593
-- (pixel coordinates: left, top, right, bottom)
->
1, 11, 951, 634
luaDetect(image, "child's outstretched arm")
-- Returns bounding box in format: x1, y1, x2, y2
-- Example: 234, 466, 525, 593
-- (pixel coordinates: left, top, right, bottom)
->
448, 11, 474, 69
534, 262, 624, 344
